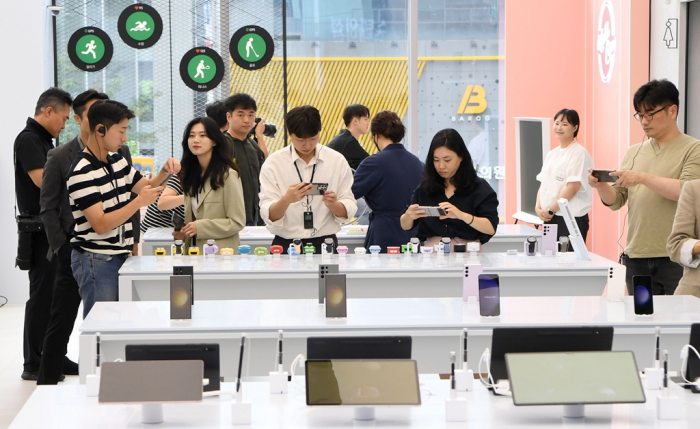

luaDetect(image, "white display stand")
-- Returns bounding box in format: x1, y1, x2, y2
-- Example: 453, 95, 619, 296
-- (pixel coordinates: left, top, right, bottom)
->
78, 295, 700, 381
10, 377, 699, 428
513, 117, 550, 226
118, 250, 617, 302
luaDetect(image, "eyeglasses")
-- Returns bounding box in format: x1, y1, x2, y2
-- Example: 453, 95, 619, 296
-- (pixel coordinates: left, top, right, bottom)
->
633, 105, 671, 122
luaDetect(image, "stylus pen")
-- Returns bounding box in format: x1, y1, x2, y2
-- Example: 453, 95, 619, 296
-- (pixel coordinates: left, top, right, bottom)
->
277, 330, 284, 369
95, 332, 101, 368
236, 334, 246, 393
462, 328, 468, 368
449, 351, 456, 399
655, 326, 661, 369
663, 350, 669, 396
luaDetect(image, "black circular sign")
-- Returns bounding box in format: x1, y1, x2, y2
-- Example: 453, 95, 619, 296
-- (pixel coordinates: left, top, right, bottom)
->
67, 27, 113, 72
117, 3, 163, 49
229, 25, 274, 70
179, 47, 225, 92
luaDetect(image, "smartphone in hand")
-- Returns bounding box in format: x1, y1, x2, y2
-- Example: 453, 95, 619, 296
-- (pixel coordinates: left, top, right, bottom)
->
591, 170, 617, 182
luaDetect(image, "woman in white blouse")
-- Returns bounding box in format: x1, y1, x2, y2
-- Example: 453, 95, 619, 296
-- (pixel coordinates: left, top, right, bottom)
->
535, 109, 594, 242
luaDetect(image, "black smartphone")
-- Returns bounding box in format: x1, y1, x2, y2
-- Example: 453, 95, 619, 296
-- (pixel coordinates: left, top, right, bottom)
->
318, 264, 339, 304
478, 274, 501, 317
172, 213, 185, 231
591, 169, 617, 182
633, 275, 653, 315
170, 275, 192, 319
325, 274, 347, 318
174, 266, 194, 303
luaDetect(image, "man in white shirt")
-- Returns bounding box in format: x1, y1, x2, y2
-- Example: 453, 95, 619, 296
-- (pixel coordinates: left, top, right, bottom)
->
259, 105, 357, 253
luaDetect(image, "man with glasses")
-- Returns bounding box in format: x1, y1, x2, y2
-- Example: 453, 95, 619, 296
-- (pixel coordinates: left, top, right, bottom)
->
588, 79, 700, 295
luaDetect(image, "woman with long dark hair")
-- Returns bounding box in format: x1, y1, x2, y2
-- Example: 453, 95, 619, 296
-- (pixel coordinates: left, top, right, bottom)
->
160, 117, 246, 253
400, 128, 498, 248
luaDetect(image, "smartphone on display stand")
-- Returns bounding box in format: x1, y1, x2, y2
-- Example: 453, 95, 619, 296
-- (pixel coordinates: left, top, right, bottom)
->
478, 274, 500, 317
325, 274, 347, 318
633, 275, 653, 315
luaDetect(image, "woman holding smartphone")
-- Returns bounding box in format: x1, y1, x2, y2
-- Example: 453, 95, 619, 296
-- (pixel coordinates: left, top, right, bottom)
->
535, 109, 594, 242
167, 117, 246, 253
400, 128, 499, 249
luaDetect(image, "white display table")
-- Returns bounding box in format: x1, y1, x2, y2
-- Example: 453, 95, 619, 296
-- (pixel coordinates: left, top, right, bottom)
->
118, 251, 616, 302
78, 295, 700, 382
141, 224, 541, 255
11, 376, 700, 428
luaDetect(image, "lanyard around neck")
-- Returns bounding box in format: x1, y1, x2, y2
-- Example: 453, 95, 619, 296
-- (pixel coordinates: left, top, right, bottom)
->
85, 144, 120, 206
291, 145, 319, 184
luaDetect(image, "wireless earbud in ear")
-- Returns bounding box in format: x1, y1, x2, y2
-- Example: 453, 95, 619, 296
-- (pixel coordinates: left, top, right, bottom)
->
98, 126, 106, 136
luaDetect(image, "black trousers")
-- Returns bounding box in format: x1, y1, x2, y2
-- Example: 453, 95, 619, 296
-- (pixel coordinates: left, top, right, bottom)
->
545, 213, 590, 244
621, 254, 683, 295
37, 243, 81, 384
271, 234, 338, 254
24, 233, 56, 372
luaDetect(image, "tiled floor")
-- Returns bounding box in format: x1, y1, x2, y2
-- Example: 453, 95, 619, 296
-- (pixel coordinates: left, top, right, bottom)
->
0, 304, 81, 429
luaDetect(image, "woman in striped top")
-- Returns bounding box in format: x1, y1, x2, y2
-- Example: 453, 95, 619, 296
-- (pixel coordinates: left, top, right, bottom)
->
172, 117, 246, 253
140, 175, 186, 238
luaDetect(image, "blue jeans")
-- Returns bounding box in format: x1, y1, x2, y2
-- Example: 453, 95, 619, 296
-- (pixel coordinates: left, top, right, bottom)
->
71, 249, 128, 318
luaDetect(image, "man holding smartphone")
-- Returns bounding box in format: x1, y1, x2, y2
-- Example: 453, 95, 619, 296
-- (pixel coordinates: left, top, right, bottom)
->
588, 80, 700, 295
259, 106, 357, 253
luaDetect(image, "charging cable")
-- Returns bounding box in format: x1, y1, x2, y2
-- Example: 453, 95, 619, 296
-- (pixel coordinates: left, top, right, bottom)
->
478, 348, 495, 388
680, 344, 700, 386
477, 348, 511, 396
290, 353, 306, 392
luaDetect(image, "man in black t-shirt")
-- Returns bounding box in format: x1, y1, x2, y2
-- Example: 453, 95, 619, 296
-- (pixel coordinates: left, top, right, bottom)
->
13, 87, 73, 381
222, 94, 268, 225
327, 104, 371, 171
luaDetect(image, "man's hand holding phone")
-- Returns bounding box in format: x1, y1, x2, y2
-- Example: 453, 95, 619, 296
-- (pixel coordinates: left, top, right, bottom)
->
321, 190, 338, 208
283, 182, 313, 204
588, 168, 617, 189
610, 170, 648, 188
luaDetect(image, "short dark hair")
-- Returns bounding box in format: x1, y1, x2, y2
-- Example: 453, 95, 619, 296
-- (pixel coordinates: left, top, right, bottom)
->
343, 104, 370, 126
553, 108, 580, 138
421, 129, 478, 196
205, 101, 228, 128
633, 79, 680, 113
34, 87, 73, 116
87, 100, 135, 133
73, 89, 109, 118
223, 93, 257, 113
370, 110, 405, 143
285, 105, 322, 138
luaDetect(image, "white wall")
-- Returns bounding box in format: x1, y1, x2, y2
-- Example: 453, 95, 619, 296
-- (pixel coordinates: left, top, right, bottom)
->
0, 0, 54, 303
649, 0, 687, 131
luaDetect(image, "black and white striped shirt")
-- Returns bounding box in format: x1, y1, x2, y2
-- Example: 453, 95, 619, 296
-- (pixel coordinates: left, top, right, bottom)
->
68, 151, 143, 254
140, 175, 186, 232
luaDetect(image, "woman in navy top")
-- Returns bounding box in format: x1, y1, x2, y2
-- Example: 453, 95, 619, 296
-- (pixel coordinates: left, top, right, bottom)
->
400, 128, 499, 249
352, 111, 424, 251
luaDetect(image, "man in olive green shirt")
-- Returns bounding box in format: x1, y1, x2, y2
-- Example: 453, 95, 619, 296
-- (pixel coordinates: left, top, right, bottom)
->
589, 79, 700, 295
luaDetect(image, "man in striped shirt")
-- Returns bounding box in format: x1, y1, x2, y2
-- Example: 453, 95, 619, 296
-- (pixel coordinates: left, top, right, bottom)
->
67, 100, 180, 317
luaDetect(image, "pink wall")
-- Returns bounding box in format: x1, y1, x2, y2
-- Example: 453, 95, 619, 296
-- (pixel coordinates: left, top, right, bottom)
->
505, 0, 649, 261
